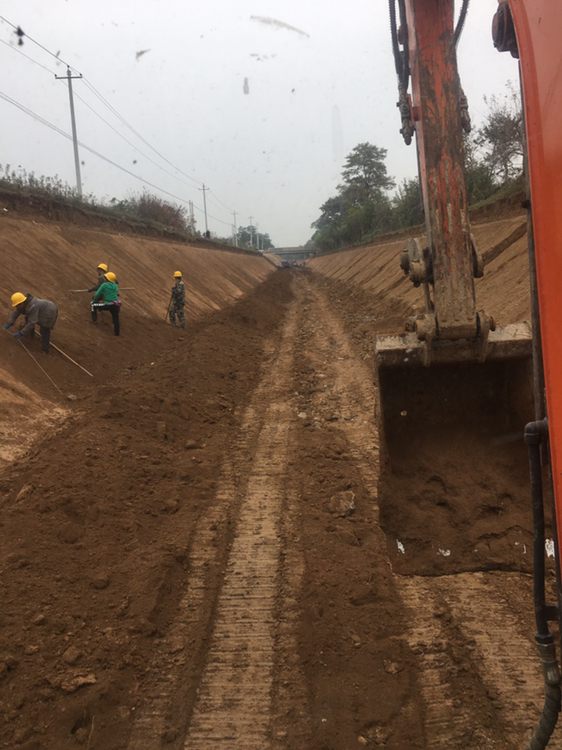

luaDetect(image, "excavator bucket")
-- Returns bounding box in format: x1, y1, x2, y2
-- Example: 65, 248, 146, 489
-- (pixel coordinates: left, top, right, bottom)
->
375, 326, 534, 576
378, 0, 538, 577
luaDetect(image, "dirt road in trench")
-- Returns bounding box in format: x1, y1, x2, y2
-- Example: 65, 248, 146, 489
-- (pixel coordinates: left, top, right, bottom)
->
1, 265, 560, 749
126, 271, 560, 748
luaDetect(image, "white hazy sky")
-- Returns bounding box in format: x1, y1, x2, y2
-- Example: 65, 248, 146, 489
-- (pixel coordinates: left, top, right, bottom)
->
0, 1, 518, 247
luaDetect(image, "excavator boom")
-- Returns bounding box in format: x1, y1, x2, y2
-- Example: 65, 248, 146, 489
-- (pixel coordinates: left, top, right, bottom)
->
378, 0, 562, 745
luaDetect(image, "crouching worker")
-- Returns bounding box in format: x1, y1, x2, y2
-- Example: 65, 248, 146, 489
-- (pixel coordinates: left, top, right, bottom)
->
4, 292, 58, 354
91, 272, 120, 336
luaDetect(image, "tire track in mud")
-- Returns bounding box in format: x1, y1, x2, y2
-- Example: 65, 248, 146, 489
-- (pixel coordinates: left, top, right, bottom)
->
127, 457, 239, 749
398, 572, 562, 749
183, 293, 307, 749
295, 279, 380, 496
129, 285, 308, 749
130, 270, 560, 749
296, 274, 561, 748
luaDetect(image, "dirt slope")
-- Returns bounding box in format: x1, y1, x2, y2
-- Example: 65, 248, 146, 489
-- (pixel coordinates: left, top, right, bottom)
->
0, 202, 560, 750
0, 212, 274, 467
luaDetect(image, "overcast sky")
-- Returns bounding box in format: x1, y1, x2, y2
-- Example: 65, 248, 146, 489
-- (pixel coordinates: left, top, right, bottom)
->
0, 1, 518, 247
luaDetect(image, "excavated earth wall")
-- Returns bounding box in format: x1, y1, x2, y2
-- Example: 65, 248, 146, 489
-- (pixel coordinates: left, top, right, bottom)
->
0, 209, 275, 467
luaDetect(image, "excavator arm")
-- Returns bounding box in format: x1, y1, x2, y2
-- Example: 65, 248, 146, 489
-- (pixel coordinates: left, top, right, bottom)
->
397, 0, 480, 342
378, 2, 562, 745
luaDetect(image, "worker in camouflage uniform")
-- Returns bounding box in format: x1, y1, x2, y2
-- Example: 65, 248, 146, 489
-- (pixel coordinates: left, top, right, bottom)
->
169, 271, 186, 329
87, 263, 109, 294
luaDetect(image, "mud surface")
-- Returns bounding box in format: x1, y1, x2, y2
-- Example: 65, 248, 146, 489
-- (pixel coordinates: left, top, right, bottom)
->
0, 204, 560, 749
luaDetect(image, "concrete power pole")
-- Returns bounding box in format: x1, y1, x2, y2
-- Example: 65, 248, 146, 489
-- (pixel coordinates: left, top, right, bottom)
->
199, 184, 209, 236
188, 201, 195, 234
232, 211, 238, 247
249, 216, 254, 248
55, 67, 83, 198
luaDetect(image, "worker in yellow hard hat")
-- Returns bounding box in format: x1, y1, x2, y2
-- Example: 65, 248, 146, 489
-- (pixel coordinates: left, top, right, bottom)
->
88, 263, 118, 322
168, 271, 186, 328
91, 272, 121, 335
87, 263, 108, 293
4, 292, 58, 354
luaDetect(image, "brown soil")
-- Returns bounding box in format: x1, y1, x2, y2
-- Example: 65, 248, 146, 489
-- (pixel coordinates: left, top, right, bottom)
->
0, 201, 559, 750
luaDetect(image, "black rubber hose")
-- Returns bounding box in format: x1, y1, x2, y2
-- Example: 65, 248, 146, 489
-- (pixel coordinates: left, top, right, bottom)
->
526, 648, 561, 750
525, 418, 550, 635
397, 0, 410, 87
389, 0, 402, 77
454, 0, 470, 47
524, 419, 561, 749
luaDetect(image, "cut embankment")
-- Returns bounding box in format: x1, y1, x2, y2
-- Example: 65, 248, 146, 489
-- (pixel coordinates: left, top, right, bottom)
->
0, 212, 275, 462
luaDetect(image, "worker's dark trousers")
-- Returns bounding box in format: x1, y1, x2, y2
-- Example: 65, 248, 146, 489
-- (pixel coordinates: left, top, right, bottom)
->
27, 322, 55, 353
97, 303, 120, 335
40, 326, 52, 354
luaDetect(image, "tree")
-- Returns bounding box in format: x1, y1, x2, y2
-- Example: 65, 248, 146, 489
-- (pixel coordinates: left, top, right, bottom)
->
237, 226, 275, 250
339, 142, 395, 200
391, 177, 424, 228
463, 133, 497, 205
110, 192, 190, 231
237, 226, 253, 247
259, 233, 274, 250
474, 82, 524, 184
309, 195, 347, 251
309, 142, 396, 252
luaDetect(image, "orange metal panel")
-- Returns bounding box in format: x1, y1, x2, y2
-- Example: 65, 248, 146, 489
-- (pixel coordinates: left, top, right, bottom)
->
509, 1, 562, 549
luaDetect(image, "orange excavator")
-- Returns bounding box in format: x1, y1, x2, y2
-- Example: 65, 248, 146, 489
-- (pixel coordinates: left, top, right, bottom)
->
379, 1, 562, 746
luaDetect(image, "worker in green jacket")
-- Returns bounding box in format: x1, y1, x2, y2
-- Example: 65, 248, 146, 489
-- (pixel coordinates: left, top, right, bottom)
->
92, 272, 121, 336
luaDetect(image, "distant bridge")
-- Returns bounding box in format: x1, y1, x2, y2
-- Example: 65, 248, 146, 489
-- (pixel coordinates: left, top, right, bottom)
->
264, 247, 315, 262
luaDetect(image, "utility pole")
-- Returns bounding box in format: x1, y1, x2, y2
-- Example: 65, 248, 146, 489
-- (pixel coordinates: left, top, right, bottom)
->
55, 67, 83, 198
199, 184, 209, 236
249, 216, 254, 248
188, 201, 195, 234
233, 211, 238, 247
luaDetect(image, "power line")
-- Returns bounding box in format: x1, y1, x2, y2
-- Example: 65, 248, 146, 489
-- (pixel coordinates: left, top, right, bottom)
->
70, 88, 210, 193
209, 189, 236, 212
0, 15, 244, 228
0, 14, 77, 72
0, 89, 233, 225
1, 35, 211, 198
0, 14, 207, 192
0, 37, 57, 76
82, 77, 206, 191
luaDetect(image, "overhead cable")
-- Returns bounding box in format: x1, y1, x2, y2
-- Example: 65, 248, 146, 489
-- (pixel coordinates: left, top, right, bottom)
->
0, 15, 240, 226
0, 90, 232, 226
0, 37, 57, 76
0, 14, 78, 73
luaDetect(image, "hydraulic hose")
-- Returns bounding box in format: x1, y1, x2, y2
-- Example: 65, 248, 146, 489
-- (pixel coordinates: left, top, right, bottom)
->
524, 419, 561, 750
453, 0, 470, 47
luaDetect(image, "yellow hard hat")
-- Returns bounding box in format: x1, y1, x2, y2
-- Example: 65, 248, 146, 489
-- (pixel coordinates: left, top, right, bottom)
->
11, 292, 26, 307
97, 263, 108, 272
174, 271, 182, 278
105, 272, 116, 282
